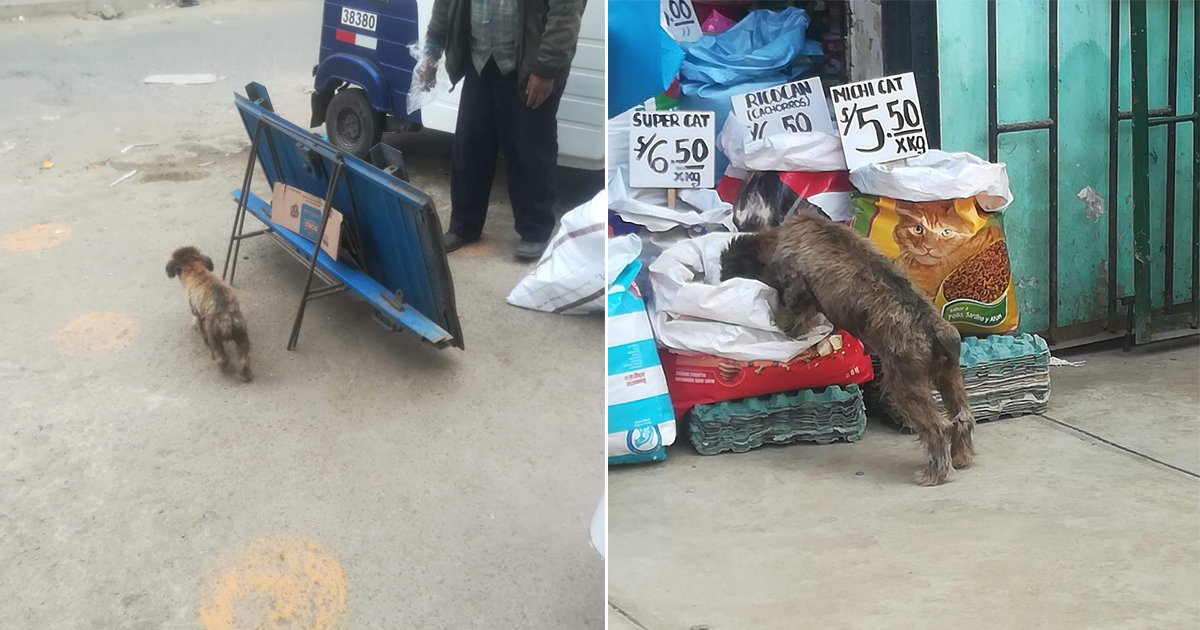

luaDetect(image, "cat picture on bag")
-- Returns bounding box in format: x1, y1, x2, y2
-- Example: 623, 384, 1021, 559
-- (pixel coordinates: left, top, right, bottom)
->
891, 200, 1003, 299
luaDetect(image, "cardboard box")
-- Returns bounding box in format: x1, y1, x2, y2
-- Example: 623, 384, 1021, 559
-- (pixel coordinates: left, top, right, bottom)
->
270, 183, 343, 260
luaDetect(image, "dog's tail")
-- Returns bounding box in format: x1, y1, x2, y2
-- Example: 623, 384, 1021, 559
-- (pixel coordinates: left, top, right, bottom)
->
719, 234, 765, 283
230, 314, 252, 383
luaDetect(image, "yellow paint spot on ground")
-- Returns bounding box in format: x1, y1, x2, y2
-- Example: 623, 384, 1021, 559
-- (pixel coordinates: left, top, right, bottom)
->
3, 223, 71, 251
200, 538, 346, 630
53, 311, 138, 354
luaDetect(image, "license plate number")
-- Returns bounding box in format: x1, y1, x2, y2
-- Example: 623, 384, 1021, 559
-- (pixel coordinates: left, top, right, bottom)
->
340, 7, 377, 32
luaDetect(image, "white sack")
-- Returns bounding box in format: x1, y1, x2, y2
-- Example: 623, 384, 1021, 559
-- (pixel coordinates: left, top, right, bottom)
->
647, 233, 831, 361
717, 111, 848, 172
849, 150, 1014, 212
507, 191, 607, 314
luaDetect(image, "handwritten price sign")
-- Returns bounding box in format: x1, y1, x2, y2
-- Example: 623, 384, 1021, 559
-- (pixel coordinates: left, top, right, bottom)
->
731, 77, 836, 141
829, 72, 928, 171
629, 110, 715, 189
660, 0, 702, 42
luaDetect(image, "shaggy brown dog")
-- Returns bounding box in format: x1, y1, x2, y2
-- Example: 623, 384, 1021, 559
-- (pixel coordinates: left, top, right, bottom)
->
165, 246, 252, 382
720, 201, 974, 485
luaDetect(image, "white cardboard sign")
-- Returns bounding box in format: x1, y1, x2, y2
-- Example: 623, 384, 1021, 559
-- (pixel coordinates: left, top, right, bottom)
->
629, 110, 715, 190
730, 77, 837, 141
660, 0, 702, 43
829, 72, 928, 171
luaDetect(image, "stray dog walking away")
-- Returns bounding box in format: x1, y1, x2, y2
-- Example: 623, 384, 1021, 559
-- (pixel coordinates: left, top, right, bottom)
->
720, 200, 974, 486
165, 246, 253, 382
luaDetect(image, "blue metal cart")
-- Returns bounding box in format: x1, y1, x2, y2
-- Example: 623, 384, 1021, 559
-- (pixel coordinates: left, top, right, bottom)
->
225, 83, 463, 351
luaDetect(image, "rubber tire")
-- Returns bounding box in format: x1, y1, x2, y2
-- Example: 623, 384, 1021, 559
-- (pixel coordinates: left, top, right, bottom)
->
326, 88, 384, 159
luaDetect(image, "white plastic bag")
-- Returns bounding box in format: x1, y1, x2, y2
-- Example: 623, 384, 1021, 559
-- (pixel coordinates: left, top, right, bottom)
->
717, 111, 848, 172
507, 191, 607, 314
607, 109, 633, 187
607, 233, 644, 284
608, 164, 735, 233
848, 150, 1014, 212
647, 233, 832, 362
406, 41, 451, 115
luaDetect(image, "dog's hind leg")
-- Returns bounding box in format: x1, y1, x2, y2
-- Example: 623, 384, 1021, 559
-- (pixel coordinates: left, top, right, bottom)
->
231, 321, 252, 383
206, 328, 229, 366
934, 354, 975, 469
882, 355, 953, 486
931, 324, 975, 469
195, 316, 211, 348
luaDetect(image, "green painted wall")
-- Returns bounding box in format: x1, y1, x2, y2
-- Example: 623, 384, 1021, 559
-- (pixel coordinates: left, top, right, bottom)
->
937, 0, 1196, 337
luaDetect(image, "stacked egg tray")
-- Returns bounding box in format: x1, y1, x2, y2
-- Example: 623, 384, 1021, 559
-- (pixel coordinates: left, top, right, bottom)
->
687, 385, 867, 455
866, 334, 1051, 429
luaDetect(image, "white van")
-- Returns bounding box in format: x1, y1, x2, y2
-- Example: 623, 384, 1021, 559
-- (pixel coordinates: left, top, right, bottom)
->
414, 0, 605, 170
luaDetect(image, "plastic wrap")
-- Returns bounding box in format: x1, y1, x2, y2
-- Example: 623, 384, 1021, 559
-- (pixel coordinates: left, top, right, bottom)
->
406, 41, 451, 115
647, 232, 831, 362
848, 150, 1014, 212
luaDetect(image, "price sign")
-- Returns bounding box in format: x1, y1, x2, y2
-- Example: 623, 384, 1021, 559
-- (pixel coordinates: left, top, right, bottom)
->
629, 110, 715, 190
660, 0, 701, 42
730, 77, 836, 142
829, 72, 928, 171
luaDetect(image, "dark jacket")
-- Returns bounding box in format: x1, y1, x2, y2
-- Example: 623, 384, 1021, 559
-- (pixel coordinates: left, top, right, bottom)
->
424, 0, 585, 88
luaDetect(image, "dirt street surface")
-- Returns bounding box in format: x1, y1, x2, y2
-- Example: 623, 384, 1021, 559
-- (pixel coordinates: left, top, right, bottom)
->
0, 2, 603, 628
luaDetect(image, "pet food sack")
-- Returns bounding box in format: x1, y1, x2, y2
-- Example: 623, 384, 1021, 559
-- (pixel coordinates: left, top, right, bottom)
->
849, 195, 1019, 334
660, 331, 874, 417
608, 259, 676, 465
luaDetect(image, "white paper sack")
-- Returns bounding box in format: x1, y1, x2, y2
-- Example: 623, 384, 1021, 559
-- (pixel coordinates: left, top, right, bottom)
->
608, 164, 736, 233
507, 192, 608, 314
717, 112, 848, 172
648, 233, 832, 361
849, 150, 1014, 212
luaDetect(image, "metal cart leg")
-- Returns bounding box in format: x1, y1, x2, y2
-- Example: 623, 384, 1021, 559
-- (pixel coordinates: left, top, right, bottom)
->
287, 161, 344, 351
224, 120, 263, 284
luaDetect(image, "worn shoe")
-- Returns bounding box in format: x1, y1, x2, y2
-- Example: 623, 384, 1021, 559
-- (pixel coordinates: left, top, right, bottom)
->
443, 232, 478, 253
515, 239, 549, 261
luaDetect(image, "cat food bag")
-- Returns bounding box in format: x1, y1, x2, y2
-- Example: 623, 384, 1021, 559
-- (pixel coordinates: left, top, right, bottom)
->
849, 195, 1019, 334
659, 331, 874, 418
608, 259, 676, 465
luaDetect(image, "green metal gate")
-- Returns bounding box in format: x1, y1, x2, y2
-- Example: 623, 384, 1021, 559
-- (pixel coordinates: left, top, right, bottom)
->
935, 0, 1197, 347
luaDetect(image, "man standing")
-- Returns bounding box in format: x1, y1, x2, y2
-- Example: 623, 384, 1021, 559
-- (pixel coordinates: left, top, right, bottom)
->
419, 0, 585, 261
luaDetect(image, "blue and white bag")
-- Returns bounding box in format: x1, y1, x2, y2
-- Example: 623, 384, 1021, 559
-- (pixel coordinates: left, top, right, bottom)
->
608, 259, 676, 464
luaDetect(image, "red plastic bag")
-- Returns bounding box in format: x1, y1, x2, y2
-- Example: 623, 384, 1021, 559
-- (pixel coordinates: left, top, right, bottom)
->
659, 331, 875, 418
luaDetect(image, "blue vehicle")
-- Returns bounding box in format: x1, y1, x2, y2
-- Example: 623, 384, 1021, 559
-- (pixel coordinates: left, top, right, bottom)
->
310, 0, 606, 168
310, 0, 422, 158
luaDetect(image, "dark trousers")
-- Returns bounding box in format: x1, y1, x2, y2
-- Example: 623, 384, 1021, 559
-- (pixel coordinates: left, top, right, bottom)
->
450, 60, 562, 243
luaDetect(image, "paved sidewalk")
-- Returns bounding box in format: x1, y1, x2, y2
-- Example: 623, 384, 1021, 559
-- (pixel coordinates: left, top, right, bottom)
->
609, 337, 1199, 630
